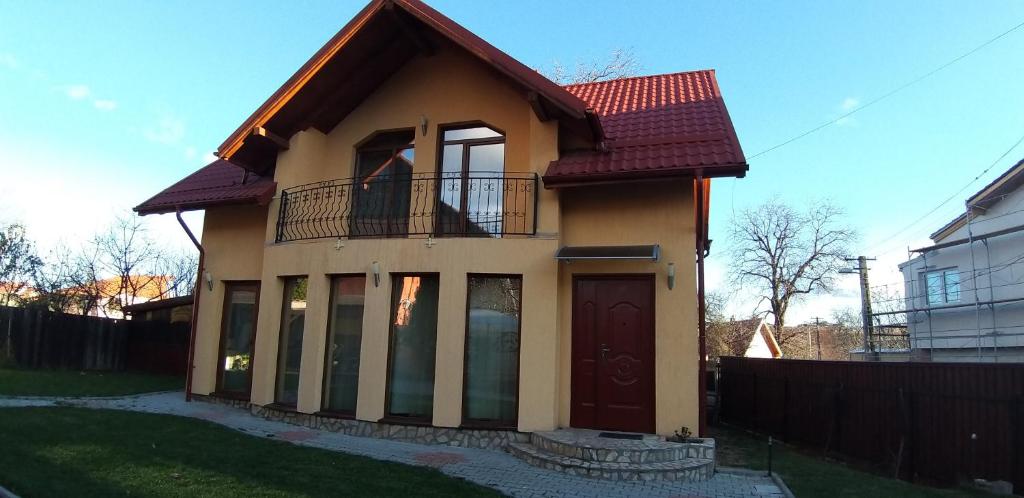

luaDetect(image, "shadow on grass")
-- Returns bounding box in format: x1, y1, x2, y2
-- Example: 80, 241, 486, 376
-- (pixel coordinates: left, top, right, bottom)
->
0, 407, 498, 498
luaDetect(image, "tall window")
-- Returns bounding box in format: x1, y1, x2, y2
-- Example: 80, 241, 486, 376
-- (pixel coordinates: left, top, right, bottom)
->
386, 274, 439, 420
218, 283, 259, 397
275, 277, 307, 406
437, 126, 505, 237
322, 275, 366, 414
350, 130, 415, 237
463, 275, 521, 427
925, 269, 960, 305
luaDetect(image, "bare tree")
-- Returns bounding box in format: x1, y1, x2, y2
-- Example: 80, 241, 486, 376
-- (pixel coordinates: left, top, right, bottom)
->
546, 47, 641, 85
157, 250, 199, 298
729, 200, 856, 347
0, 222, 42, 306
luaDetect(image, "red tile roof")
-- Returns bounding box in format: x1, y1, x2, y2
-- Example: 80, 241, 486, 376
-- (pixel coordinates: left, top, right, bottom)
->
134, 159, 276, 215
543, 70, 747, 187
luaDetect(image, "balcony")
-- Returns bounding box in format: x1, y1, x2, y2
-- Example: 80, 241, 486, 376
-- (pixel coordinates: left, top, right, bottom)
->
275, 172, 538, 242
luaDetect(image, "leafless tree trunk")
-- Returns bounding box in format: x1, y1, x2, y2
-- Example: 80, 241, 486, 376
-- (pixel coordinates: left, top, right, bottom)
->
729, 200, 856, 347
0, 222, 42, 307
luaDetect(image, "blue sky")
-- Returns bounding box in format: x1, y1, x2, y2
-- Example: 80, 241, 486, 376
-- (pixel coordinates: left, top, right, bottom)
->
1, 1, 1023, 322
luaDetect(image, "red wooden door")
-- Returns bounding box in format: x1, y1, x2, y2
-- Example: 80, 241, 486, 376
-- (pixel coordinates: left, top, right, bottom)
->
570, 276, 655, 433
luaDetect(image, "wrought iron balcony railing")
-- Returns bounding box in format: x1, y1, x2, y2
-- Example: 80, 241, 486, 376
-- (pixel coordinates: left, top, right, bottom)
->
276, 172, 538, 242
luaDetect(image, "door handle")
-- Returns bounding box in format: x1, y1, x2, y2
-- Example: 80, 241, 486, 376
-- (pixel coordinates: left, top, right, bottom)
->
600, 344, 611, 360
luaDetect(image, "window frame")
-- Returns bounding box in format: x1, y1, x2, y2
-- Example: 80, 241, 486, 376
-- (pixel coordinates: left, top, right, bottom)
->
319, 273, 367, 417
350, 129, 416, 238
274, 275, 309, 408
924, 268, 961, 305
460, 273, 522, 430
382, 272, 441, 425
434, 123, 507, 237
214, 280, 261, 400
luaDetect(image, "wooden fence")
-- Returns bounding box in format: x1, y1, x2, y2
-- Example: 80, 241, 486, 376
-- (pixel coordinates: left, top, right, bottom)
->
0, 306, 188, 376
718, 357, 1024, 490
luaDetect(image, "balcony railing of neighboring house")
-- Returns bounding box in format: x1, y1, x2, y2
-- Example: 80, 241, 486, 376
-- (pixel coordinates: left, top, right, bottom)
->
276, 172, 538, 242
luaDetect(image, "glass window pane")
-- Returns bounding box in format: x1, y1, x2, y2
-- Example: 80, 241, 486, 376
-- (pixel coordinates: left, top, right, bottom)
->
925, 272, 943, 305
443, 126, 502, 141
438, 144, 463, 234
323, 276, 366, 413
944, 271, 960, 303
351, 132, 414, 237
220, 287, 257, 394
276, 277, 307, 406
387, 275, 439, 419
464, 276, 521, 425
466, 143, 505, 236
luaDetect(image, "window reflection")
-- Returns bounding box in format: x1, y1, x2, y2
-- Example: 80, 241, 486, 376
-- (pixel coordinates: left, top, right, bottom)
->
463, 276, 521, 426
386, 275, 439, 420
322, 276, 366, 414
351, 131, 415, 237
437, 126, 505, 237
275, 277, 307, 406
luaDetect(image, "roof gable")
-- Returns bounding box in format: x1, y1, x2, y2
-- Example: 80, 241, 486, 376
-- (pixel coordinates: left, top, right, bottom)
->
219, 0, 595, 173
134, 159, 275, 215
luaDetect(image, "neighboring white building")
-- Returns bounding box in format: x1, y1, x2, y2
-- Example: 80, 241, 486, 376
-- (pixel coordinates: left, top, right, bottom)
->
899, 158, 1024, 362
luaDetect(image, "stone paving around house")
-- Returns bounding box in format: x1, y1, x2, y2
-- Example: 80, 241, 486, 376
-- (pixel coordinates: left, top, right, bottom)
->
0, 392, 787, 498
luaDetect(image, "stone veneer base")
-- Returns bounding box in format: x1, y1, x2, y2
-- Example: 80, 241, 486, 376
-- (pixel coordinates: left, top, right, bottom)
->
193, 395, 528, 450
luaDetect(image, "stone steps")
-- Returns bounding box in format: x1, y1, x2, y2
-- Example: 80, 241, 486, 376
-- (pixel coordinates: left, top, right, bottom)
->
508, 441, 714, 481
507, 429, 716, 482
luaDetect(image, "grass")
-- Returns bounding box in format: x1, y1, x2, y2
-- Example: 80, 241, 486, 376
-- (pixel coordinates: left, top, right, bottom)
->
711, 424, 993, 498
0, 368, 184, 397
0, 407, 499, 498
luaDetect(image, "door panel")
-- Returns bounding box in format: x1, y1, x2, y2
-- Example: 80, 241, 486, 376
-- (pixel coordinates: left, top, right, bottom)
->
570, 276, 655, 433
217, 282, 260, 399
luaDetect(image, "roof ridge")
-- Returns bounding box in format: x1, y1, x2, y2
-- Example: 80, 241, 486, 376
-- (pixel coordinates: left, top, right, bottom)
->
562, 68, 716, 89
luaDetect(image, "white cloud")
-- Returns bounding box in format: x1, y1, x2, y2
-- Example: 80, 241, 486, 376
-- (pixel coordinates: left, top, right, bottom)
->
835, 97, 860, 127
840, 97, 859, 111
0, 52, 18, 70
184, 146, 197, 159
93, 99, 117, 111
65, 84, 91, 100
143, 114, 186, 145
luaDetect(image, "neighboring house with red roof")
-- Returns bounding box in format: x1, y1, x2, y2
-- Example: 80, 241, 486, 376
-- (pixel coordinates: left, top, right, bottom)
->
708, 317, 782, 360
136, 0, 746, 447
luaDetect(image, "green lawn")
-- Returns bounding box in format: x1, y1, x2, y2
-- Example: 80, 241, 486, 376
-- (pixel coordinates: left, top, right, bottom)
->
0, 407, 499, 498
711, 424, 992, 498
0, 368, 184, 397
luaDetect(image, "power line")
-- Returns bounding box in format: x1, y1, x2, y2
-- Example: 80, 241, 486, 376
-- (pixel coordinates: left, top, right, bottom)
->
748, 19, 1024, 160
863, 132, 1024, 254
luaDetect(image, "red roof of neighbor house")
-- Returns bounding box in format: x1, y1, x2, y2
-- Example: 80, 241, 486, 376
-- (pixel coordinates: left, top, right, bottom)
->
134, 159, 276, 215
543, 70, 747, 187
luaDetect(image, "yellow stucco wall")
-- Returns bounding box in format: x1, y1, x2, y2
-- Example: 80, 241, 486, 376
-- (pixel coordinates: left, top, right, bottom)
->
192, 45, 699, 436
192, 205, 268, 395
557, 181, 699, 435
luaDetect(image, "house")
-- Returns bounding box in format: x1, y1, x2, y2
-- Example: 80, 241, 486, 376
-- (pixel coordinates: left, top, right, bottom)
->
899, 158, 1024, 362
122, 295, 194, 323
708, 317, 781, 359
135, 0, 747, 441
71, 275, 172, 319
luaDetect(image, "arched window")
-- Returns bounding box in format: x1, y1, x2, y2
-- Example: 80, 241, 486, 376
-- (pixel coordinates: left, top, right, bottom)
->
437, 125, 505, 237
350, 130, 415, 237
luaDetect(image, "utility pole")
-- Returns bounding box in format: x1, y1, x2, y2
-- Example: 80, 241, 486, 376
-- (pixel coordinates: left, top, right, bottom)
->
812, 317, 823, 360
841, 256, 876, 360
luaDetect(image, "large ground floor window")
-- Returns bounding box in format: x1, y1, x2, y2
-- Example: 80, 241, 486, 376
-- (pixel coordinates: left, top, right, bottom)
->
386, 274, 439, 420
463, 275, 521, 427
217, 282, 259, 397
322, 275, 366, 414
275, 276, 307, 406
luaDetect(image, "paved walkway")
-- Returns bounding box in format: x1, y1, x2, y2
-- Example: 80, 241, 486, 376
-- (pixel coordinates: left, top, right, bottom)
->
0, 392, 787, 497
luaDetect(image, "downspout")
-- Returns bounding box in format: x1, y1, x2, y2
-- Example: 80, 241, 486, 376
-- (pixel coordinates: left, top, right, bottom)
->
176, 207, 204, 402
694, 174, 708, 437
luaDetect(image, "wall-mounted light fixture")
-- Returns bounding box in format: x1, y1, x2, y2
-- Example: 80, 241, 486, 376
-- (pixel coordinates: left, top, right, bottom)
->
205, 272, 214, 291
420, 115, 428, 136
371, 261, 381, 288
666, 262, 676, 290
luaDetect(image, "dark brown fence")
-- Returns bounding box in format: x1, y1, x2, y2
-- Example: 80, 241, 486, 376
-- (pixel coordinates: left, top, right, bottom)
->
0, 306, 188, 376
718, 357, 1024, 491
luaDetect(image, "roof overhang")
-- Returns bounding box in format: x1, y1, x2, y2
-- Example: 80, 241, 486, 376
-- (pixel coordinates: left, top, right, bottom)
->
555, 244, 660, 262
217, 0, 597, 174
